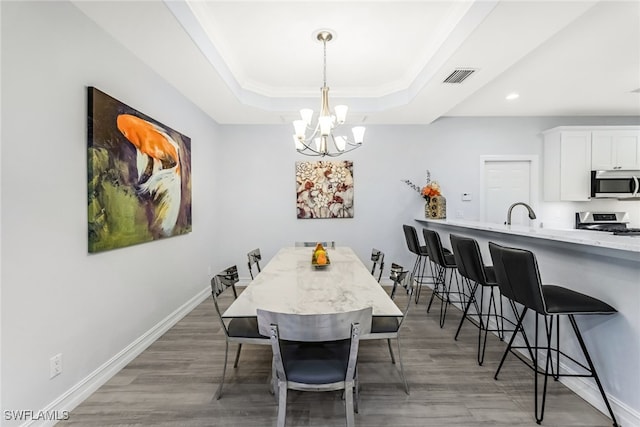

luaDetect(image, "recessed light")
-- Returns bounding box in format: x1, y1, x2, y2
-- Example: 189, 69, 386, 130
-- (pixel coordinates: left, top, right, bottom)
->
505, 92, 520, 101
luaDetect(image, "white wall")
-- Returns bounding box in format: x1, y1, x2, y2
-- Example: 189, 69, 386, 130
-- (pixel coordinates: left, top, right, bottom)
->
1, 2, 220, 424
215, 117, 640, 274
2, 1, 639, 424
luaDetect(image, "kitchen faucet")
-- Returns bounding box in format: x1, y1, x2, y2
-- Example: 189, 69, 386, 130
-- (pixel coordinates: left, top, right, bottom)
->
506, 202, 537, 225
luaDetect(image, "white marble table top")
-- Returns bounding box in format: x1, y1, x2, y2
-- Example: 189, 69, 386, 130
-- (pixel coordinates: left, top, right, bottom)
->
222, 247, 403, 318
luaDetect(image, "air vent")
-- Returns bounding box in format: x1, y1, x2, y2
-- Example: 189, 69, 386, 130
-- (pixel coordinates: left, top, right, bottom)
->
443, 68, 477, 84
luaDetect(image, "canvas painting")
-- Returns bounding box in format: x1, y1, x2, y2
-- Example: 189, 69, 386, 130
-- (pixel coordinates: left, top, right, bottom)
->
296, 160, 354, 219
87, 87, 192, 253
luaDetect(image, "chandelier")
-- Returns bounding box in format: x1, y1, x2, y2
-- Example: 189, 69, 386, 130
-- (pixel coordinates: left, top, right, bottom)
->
293, 30, 365, 157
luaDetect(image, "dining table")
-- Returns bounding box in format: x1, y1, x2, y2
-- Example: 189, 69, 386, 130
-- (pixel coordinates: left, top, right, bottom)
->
222, 246, 403, 318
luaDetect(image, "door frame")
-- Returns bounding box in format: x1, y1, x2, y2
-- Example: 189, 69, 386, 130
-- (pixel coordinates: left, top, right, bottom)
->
479, 155, 539, 222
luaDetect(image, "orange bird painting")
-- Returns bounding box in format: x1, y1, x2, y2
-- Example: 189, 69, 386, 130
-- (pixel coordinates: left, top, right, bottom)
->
117, 114, 182, 236
87, 87, 191, 253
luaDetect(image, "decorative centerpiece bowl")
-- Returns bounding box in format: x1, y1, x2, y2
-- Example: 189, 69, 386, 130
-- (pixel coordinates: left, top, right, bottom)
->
311, 243, 330, 268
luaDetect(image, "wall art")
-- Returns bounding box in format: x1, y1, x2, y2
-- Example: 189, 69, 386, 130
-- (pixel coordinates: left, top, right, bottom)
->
296, 160, 354, 219
87, 87, 192, 253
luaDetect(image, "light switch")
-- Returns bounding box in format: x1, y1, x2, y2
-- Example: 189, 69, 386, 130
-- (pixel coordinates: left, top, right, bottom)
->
462, 192, 472, 201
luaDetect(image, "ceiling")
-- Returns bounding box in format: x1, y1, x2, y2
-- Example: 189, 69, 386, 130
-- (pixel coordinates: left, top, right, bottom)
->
73, 0, 640, 125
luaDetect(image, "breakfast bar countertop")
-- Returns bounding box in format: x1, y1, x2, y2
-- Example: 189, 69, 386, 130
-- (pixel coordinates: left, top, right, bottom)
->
416, 217, 640, 254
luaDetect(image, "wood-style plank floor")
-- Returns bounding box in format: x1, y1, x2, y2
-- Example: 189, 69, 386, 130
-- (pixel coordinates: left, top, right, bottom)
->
60, 288, 613, 426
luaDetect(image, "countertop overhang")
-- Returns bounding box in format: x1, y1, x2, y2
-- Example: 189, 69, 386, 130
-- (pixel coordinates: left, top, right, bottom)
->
416, 218, 640, 254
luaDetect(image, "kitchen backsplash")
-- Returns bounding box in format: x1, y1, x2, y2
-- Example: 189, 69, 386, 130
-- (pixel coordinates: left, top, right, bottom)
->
540, 199, 640, 229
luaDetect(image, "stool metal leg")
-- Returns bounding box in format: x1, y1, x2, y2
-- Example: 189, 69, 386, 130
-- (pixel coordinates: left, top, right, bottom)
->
426, 263, 443, 313
413, 254, 428, 303
495, 308, 528, 380
568, 315, 620, 427
534, 314, 554, 424
454, 279, 479, 340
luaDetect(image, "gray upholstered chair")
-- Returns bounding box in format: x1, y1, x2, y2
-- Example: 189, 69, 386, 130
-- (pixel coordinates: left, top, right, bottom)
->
362, 263, 412, 394
247, 248, 262, 280
370, 248, 385, 282
210, 265, 269, 399
257, 307, 372, 427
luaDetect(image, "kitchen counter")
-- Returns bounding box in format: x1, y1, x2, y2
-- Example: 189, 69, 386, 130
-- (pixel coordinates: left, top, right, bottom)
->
417, 217, 640, 256
414, 217, 640, 425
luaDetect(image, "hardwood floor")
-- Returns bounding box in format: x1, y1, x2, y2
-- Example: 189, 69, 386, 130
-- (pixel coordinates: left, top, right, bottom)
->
60, 289, 613, 426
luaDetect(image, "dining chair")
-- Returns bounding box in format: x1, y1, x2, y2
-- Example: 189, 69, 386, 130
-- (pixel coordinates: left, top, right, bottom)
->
488, 242, 619, 426
370, 248, 385, 282
210, 265, 269, 399
257, 307, 372, 427
295, 241, 336, 249
247, 248, 262, 280
362, 263, 412, 394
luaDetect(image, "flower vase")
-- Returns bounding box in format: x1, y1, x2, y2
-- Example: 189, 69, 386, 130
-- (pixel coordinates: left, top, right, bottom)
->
428, 195, 446, 219
424, 198, 431, 218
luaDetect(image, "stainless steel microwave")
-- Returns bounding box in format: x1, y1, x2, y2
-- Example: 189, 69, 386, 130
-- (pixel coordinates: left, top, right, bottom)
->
591, 170, 640, 198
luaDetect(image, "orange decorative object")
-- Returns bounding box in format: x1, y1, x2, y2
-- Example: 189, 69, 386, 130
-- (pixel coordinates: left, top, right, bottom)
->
312, 243, 330, 267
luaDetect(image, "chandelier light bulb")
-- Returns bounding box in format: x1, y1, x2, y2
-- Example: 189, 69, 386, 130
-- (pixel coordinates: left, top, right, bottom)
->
335, 105, 348, 124
293, 120, 306, 139
300, 108, 313, 125
319, 116, 332, 136
352, 126, 366, 144
293, 135, 305, 151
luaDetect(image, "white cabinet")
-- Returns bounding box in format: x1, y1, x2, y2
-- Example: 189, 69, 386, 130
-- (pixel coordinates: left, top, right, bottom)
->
543, 129, 591, 201
591, 130, 640, 170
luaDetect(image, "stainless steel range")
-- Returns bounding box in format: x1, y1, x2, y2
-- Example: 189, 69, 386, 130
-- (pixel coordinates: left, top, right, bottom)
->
575, 212, 640, 236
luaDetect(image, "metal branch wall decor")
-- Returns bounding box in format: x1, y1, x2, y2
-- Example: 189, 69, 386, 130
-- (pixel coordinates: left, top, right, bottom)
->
296, 160, 354, 219
87, 87, 192, 252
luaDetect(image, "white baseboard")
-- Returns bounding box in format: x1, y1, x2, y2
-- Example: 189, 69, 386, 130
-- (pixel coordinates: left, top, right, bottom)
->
24, 287, 210, 427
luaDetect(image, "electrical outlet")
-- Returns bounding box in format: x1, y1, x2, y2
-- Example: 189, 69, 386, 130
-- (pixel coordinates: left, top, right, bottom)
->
50, 353, 62, 378
456, 210, 464, 218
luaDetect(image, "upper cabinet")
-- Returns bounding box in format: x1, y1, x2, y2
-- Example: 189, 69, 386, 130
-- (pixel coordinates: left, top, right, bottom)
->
543, 126, 640, 201
543, 128, 592, 201
591, 130, 640, 170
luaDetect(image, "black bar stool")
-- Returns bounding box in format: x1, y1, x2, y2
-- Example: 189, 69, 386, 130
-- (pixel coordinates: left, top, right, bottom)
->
488, 242, 619, 426
449, 234, 505, 365
422, 229, 463, 328
402, 224, 430, 303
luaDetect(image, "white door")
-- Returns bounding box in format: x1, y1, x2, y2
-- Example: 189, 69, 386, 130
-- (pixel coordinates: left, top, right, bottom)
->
483, 160, 532, 225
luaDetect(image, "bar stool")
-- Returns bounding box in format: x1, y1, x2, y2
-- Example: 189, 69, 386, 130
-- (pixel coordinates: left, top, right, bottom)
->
402, 224, 430, 303
449, 234, 504, 365
422, 229, 463, 328
488, 242, 619, 426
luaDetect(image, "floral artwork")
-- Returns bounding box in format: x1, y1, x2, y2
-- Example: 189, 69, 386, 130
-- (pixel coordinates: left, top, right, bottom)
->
296, 161, 354, 219
87, 87, 192, 253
